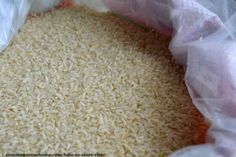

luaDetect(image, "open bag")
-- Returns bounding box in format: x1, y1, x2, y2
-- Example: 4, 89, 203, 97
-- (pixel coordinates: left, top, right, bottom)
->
1, 0, 236, 156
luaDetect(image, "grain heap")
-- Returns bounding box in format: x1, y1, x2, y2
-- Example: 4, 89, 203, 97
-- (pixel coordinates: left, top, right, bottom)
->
0, 6, 207, 157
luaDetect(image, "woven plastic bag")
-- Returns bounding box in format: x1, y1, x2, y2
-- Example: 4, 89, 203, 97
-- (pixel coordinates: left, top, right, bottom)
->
1, 0, 236, 156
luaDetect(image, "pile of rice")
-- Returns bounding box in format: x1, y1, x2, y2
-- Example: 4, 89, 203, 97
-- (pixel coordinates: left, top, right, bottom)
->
0, 6, 207, 157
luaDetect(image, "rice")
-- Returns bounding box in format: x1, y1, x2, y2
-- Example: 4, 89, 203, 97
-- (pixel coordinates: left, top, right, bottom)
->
0, 6, 207, 157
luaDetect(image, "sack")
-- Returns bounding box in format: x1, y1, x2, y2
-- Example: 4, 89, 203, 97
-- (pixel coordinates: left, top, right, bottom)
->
0, 0, 30, 52
1, 0, 236, 156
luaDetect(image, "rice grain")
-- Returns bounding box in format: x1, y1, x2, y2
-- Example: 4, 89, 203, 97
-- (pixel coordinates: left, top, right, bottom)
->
0, 6, 207, 157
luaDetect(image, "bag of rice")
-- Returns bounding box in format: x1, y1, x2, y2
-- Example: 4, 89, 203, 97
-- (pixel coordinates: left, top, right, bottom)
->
1, 0, 236, 156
